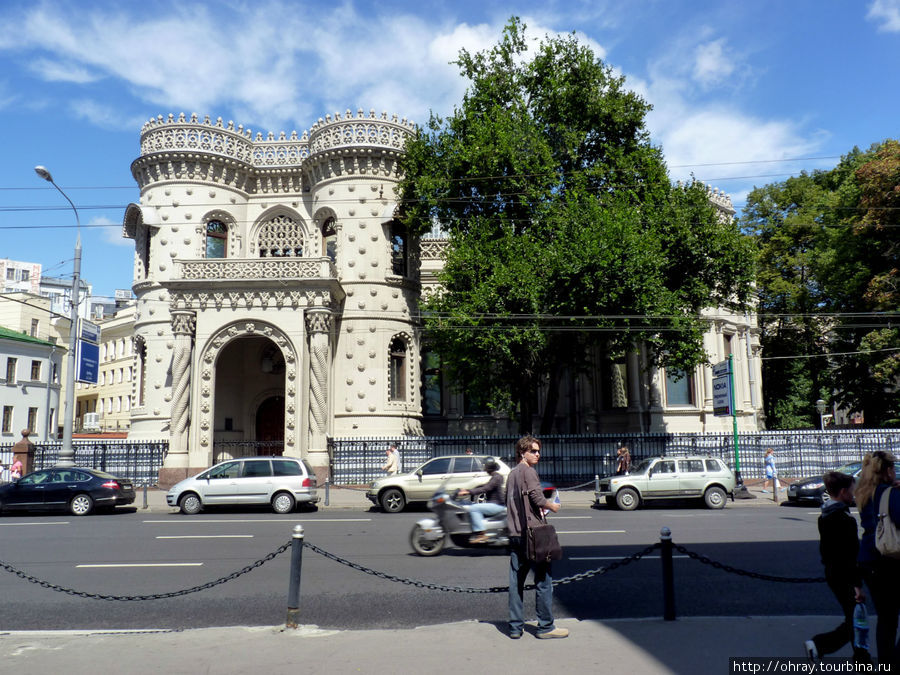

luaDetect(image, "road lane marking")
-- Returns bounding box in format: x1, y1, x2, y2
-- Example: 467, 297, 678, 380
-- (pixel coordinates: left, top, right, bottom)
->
548, 516, 594, 520
0, 521, 71, 526
557, 530, 626, 534
77, 563, 204, 568
155, 535, 254, 539
142, 518, 372, 523
569, 555, 689, 560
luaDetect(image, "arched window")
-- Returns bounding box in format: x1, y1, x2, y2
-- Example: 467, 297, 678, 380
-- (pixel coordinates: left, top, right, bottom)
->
390, 220, 407, 276
257, 214, 304, 257
322, 217, 337, 262
389, 337, 408, 401
206, 220, 228, 258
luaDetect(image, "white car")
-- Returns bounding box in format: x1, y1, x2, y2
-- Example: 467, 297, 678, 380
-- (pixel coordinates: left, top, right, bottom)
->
166, 456, 319, 515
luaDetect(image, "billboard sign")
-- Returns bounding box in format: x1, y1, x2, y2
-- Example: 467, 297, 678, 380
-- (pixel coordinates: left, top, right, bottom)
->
79, 319, 100, 344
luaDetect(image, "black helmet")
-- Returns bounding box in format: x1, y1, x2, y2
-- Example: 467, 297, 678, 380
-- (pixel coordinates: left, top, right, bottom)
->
484, 459, 499, 473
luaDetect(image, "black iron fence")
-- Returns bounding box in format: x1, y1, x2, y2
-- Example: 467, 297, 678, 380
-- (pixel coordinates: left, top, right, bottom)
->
0, 440, 167, 486
327, 429, 900, 485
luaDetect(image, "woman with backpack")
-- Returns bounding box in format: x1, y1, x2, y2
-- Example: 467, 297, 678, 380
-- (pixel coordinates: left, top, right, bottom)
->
856, 450, 900, 667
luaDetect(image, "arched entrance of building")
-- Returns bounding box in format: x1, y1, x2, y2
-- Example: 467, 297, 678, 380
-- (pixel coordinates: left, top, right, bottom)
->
256, 395, 285, 456
211, 333, 288, 461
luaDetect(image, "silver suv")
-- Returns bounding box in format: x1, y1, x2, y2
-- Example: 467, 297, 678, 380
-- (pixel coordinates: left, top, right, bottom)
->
367, 455, 511, 513
596, 456, 735, 510
166, 456, 319, 515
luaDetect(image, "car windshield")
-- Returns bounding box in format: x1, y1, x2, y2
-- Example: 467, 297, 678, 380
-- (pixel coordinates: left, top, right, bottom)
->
629, 459, 652, 475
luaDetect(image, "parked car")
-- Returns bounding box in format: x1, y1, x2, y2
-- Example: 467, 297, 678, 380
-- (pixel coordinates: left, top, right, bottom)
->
166, 456, 319, 515
0, 467, 135, 516
367, 455, 512, 513
595, 456, 736, 510
787, 461, 863, 505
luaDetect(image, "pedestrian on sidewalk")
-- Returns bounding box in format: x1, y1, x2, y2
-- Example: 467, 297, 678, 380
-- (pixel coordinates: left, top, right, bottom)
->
804, 471, 871, 664
505, 435, 568, 640
762, 448, 778, 493
615, 441, 631, 475
381, 444, 399, 476
856, 450, 900, 668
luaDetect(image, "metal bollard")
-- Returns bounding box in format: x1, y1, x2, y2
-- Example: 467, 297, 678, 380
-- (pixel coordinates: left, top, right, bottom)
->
325, 479, 330, 506
142, 483, 148, 510
594, 475, 600, 505
285, 524, 305, 629
660, 527, 676, 621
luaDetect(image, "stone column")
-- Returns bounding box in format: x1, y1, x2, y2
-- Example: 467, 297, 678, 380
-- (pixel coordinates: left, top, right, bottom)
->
169, 310, 196, 461
306, 309, 333, 453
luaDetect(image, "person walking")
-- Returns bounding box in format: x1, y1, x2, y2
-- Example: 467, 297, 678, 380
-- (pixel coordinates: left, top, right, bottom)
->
381, 444, 399, 476
856, 450, 900, 668
615, 442, 631, 475
762, 448, 777, 493
506, 435, 568, 640
804, 471, 871, 663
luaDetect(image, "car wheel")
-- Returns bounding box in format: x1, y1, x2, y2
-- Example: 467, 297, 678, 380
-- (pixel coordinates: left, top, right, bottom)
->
704, 486, 727, 509
615, 488, 640, 511
380, 488, 406, 513
410, 523, 445, 556
179, 493, 202, 515
474, 493, 487, 504
272, 491, 296, 514
70, 493, 94, 516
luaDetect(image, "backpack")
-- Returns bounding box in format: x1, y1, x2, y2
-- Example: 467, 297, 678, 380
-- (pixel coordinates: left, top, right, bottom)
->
875, 487, 900, 559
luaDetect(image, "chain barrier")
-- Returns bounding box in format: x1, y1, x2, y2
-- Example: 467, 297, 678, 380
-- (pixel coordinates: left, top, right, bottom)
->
0, 541, 292, 601
325, 482, 369, 492
556, 480, 596, 491
674, 544, 826, 583
304, 540, 661, 592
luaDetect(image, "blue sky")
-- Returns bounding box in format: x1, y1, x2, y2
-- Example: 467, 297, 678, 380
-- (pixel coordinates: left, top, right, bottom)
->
0, 0, 898, 300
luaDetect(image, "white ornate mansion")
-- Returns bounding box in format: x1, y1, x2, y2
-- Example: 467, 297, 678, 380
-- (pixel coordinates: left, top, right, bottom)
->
119, 110, 763, 484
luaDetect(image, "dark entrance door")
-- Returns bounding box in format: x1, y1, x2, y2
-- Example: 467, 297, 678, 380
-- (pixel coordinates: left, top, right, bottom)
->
255, 396, 285, 456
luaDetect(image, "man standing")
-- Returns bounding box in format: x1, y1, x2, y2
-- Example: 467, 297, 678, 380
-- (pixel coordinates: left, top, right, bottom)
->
381, 443, 399, 475
506, 435, 568, 639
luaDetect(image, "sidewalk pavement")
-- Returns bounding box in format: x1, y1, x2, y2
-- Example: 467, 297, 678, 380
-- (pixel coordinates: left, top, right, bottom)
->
0, 615, 859, 674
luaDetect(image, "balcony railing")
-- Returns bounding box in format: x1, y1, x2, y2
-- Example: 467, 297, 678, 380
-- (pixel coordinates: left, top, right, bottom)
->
175, 257, 337, 281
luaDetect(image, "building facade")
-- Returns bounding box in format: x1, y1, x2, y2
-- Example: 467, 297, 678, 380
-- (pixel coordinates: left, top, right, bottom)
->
121, 110, 764, 485
123, 111, 421, 484
0, 325, 62, 443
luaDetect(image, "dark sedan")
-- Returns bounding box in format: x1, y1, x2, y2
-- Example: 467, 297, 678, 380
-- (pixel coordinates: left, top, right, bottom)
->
786, 461, 863, 504
0, 468, 135, 516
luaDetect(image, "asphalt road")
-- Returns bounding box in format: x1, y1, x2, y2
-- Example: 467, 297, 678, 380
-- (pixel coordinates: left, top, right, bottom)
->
0, 502, 835, 631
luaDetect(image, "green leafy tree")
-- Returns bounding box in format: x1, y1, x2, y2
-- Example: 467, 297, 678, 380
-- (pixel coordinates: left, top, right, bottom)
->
399, 18, 755, 433
745, 141, 900, 427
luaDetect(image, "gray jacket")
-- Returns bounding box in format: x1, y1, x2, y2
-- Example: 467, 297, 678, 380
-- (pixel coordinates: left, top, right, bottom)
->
505, 462, 550, 538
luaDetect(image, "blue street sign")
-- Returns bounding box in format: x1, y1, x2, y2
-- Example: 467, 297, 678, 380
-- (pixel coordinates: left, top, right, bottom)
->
76, 340, 99, 384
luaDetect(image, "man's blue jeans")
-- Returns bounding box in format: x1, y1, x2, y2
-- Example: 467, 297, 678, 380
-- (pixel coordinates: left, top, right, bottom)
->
508, 541, 554, 635
465, 502, 506, 532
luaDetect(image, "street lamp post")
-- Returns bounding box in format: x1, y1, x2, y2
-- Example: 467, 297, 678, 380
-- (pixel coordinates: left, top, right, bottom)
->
35, 165, 80, 467
816, 398, 827, 431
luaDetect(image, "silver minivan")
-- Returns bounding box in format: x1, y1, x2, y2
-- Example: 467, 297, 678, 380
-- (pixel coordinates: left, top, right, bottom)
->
166, 456, 319, 515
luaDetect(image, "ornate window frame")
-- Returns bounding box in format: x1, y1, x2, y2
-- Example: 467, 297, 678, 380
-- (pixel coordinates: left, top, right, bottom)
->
250, 207, 309, 258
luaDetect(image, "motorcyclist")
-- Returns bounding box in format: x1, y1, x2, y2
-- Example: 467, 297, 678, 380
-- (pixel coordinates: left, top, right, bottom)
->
458, 459, 506, 544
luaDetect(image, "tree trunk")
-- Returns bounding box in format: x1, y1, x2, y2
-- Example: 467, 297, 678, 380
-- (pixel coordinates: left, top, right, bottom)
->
539, 365, 563, 435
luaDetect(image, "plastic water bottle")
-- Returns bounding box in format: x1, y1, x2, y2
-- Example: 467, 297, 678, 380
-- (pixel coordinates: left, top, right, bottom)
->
853, 602, 870, 650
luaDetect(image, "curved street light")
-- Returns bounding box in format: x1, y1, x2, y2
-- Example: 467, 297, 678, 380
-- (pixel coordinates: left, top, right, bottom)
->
34, 165, 81, 467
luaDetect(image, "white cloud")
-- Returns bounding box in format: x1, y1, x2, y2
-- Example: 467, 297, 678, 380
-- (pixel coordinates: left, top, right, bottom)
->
29, 58, 99, 83
868, 0, 900, 32
70, 99, 149, 132
92, 216, 131, 248
692, 39, 735, 87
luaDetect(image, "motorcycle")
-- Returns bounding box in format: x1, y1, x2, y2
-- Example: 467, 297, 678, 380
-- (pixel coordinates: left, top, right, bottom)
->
409, 487, 509, 556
